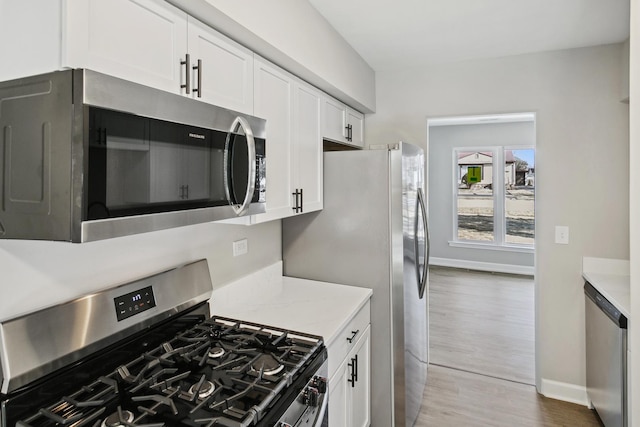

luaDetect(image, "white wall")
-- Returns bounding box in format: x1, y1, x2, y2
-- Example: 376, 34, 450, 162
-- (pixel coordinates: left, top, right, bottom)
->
629, 0, 639, 425
428, 121, 535, 271
0, 221, 281, 321
366, 44, 629, 402
167, 0, 376, 113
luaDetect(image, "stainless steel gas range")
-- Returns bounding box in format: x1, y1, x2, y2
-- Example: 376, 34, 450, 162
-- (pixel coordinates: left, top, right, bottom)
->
0, 260, 328, 427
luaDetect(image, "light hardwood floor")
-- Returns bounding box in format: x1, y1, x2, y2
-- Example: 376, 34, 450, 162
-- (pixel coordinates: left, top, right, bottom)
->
417, 267, 600, 426
429, 266, 535, 384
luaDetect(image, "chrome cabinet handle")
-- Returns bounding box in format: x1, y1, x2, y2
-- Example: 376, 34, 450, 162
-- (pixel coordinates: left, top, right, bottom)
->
346, 329, 359, 343
193, 59, 202, 98
180, 54, 191, 94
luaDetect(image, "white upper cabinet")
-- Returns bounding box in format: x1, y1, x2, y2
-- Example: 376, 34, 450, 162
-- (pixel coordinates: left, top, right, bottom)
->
186, 17, 254, 113
252, 56, 323, 223
323, 95, 365, 147
65, 0, 188, 95
324, 97, 348, 142
292, 83, 323, 214
19, 0, 255, 114
252, 57, 295, 222
346, 107, 365, 147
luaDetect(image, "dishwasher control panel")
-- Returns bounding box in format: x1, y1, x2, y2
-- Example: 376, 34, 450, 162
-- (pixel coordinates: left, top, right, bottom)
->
584, 281, 627, 328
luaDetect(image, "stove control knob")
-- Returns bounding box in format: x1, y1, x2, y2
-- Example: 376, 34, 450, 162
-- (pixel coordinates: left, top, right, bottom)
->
312, 376, 327, 393
303, 387, 320, 407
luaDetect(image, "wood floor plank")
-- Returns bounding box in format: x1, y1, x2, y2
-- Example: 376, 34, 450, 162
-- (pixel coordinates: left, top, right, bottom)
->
416, 365, 600, 427
429, 267, 535, 384
420, 267, 600, 426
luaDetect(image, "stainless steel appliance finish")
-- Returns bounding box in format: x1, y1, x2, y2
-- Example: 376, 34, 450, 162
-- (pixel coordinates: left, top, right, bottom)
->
282, 142, 429, 426
0, 69, 267, 242
585, 281, 628, 427
0, 260, 328, 427
0, 259, 213, 395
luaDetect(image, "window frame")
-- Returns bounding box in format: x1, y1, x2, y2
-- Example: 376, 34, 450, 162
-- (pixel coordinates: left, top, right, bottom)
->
451, 146, 535, 251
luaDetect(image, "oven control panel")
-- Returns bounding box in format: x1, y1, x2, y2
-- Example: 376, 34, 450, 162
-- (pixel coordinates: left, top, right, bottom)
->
114, 286, 156, 321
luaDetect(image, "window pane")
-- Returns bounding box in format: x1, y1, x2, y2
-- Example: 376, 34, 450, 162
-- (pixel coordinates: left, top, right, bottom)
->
457, 151, 494, 241
505, 149, 535, 245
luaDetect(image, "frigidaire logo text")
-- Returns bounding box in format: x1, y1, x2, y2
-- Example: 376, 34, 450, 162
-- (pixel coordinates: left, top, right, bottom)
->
188, 133, 206, 139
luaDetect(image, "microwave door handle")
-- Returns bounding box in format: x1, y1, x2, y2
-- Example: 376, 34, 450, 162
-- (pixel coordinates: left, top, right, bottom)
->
417, 187, 429, 299
225, 116, 256, 216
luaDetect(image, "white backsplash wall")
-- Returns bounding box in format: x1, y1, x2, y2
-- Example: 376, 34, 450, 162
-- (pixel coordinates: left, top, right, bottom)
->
0, 220, 281, 321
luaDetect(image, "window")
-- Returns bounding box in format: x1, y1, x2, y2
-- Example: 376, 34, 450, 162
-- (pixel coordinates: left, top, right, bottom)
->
454, 147, 535, 248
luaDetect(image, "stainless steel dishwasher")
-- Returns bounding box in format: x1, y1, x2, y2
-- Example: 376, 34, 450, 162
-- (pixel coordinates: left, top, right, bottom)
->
584, 281, 628, 427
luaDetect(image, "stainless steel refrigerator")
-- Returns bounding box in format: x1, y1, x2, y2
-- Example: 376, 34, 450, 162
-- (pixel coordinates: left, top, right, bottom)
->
282, 142, 429, 427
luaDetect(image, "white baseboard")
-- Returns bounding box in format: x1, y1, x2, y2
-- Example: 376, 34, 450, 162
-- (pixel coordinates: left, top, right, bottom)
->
430, 257, 534, 276
539, 378, 590, 407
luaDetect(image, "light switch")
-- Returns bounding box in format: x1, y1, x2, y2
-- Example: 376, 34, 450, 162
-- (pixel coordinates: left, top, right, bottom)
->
555, 226, 569, 244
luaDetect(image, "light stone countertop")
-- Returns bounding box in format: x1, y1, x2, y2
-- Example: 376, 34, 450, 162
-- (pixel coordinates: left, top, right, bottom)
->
211, 261, 372, 349
582, 257, 630, 318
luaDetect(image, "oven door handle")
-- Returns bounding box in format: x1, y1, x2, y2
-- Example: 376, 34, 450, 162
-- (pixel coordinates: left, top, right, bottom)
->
224, 116, 257, 216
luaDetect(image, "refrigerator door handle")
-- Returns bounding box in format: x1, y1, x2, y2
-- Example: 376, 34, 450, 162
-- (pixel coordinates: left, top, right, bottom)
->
416, 187, 429, 299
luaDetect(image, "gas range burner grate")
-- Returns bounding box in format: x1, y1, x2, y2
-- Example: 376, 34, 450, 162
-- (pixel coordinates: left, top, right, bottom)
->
14, 315, 325, 427
92, 406, 165, 427
17, 376, 119, 427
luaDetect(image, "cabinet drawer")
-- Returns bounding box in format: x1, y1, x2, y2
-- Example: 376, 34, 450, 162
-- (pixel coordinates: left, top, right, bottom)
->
328, 300, 370, 379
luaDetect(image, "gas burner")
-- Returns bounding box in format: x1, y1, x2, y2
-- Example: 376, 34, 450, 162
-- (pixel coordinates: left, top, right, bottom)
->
189, 380, 216, 399
101, 408, 134, 427
251, 354, 284, 376
208, 347, 225, 359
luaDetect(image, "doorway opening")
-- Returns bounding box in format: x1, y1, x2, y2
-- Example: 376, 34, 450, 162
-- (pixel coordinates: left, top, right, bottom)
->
426, 112, 537, 386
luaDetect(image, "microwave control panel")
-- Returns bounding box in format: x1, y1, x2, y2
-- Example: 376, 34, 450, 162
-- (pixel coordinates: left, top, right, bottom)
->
114, 286, 156, 321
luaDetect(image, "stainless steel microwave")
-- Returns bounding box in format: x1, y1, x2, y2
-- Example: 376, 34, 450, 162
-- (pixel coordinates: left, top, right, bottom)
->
0, 69, 266, 242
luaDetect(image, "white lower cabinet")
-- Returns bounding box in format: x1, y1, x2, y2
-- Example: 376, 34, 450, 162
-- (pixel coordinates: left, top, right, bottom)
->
328, 302, 371, 427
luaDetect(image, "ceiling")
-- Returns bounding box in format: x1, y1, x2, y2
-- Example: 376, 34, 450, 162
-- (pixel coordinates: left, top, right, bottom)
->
308, 0, 630, 71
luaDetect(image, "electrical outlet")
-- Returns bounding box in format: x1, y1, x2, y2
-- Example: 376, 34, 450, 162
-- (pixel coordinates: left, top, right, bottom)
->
555, 226, 569, 244
233, 239, 248, 256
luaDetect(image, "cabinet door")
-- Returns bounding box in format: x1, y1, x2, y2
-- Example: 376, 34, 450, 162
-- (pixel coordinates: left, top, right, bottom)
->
252, 57, 294, 223
346, 108, 365, 147
65, 0, 187, 95
187, 17, 254, 114
293, 82, 323, 214
323, 96, 347, 143
350, 326, 371, 427
329, 358, 350, 427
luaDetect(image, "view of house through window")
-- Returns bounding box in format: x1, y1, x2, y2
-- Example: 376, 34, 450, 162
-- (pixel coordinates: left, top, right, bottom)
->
505, 149, 535, 245
457, 151, 494, 241
456, 148, 535, 246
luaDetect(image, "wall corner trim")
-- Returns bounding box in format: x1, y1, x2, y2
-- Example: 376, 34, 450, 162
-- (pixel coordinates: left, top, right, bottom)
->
539, 378, 590, 407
